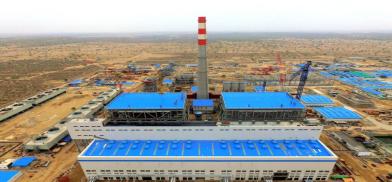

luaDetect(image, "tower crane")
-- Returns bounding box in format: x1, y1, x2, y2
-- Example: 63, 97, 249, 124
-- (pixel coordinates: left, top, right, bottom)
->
289, 61, 312, 99
276, 52, 286, 91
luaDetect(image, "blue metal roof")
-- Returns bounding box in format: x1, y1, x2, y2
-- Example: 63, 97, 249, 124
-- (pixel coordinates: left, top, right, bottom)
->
314, 107, 362, 120
121, 81, 135, 86
373, 70, 392, 78
82, 139, 332, 157
162, 79, 173, 84
191, 86, 198, 93
319, 70, 392, 99
254, 86, 265, 92
221, 92, 305, 110
106, 92, 186, 110
0, 170, 20, 182
301, 95, 334, 105
11, 156, 36, 167
360, 87, 384, 96
69, 79, 82, 85
192, 99, 214, 107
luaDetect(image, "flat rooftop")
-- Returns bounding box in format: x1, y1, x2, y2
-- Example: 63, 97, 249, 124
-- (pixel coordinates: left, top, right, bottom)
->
254, 86, 265, 92
81, 139, 332, 157
191, 86, 198, 93
301, 95, 334, 106
192, 99, 214, 107
106, 92, 186, 110
221, 92, 305, 110
0, 170, 20, 182
314, 107, 362, 120
11, 156, 36, 167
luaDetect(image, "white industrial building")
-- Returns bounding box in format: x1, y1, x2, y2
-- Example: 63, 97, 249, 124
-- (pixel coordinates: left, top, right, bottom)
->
69, 17, 338, 182
68, 120, 337, 181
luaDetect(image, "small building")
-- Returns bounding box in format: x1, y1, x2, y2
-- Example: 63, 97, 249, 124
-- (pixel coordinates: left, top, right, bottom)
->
191, 86, 198, 93
254, 86, 265, 92
11, 156, 36, 168
314, 107, 362, 123
0, 159, 15, 169
192, 99, 214, 113
300, 95, 334, 107
162, 78, 173, 87
69, 79, 83, 87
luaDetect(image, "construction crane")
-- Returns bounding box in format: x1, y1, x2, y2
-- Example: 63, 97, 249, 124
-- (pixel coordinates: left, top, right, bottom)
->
289, 61, 312, 99
276, 52, 286, 91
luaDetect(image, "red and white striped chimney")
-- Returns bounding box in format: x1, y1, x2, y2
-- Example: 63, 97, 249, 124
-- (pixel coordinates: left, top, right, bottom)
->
197, 16, 209, 99
198, 16, 207, 46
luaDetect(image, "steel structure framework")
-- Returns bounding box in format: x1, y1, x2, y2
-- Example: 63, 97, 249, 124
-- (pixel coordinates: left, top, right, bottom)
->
219, 108, 305, 121
108, 109, 186, 123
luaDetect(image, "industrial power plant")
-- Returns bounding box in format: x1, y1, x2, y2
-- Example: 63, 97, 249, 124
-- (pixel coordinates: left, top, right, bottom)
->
0, 15, 392, 182
66, 17, 338, 182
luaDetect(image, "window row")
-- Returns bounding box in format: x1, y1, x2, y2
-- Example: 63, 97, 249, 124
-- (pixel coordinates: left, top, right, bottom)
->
73, 127, 319, 132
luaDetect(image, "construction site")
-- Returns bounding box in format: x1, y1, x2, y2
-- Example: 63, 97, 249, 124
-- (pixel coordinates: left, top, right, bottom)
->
0, 17, 392, 182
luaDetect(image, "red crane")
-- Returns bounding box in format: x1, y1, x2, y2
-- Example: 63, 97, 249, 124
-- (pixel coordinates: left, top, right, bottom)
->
276, 52, 286, 90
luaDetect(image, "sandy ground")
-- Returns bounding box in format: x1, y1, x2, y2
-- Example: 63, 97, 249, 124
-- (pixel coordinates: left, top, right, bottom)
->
17, 143, 81, 182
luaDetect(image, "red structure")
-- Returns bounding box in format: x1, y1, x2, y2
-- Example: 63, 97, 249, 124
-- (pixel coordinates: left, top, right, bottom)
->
198, 16, 207, 46
276, 52, 286, 89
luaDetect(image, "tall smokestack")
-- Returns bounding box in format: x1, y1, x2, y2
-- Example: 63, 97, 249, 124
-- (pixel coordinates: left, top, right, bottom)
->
197, 16, 209, 99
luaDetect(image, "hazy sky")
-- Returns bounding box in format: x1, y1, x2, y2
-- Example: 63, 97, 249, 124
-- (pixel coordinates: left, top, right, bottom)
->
0, 0, 391, 34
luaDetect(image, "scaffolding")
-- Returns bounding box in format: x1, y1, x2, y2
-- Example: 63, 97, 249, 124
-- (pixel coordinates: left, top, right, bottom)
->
175, 73, 195, 85
143, 78, 158, 92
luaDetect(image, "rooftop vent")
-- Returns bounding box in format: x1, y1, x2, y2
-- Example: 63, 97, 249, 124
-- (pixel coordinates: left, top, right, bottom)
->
73, 112, 82, 115
35, 135, 48, 141
1, 108, 12, 112
48, 127, 60, 132
59, 120, 67, 124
